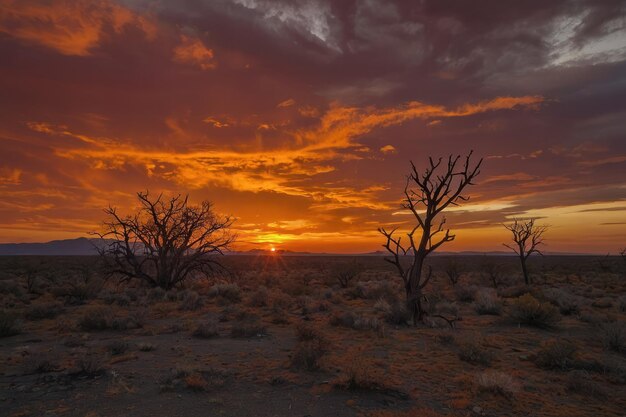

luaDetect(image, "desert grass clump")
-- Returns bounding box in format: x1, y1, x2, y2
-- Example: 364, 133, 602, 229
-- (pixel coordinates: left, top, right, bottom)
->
291, 322, 329, 370
473, 288, 502, 315
179, 290, 203, 311
335, 355, 394, 394
601, 322, 626, 354
78, 306, 113, 331
230, 313, 267, 338
208, 283, 241, 303
192, 317, 219, 339
25, 301, 65, 320
457, 337, 493, 366
476, 370, 519, 400
508, 293, 560, 328
535, 338, 577, 370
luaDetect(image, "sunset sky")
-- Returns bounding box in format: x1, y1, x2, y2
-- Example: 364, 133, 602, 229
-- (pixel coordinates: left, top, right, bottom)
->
1, 0, 625, 253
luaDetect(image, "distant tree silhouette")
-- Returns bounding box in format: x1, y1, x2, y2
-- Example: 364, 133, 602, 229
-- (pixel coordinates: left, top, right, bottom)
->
503, 218, 548, 285
94, 191, 234, 289
379, 152, 482, 324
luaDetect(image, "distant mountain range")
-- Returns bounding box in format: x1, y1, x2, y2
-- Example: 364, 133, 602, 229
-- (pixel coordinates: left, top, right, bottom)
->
0, 237, 601, 256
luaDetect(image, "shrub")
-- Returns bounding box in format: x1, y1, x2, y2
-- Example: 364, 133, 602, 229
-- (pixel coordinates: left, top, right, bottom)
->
457, 337, 492, 366
230, 314, 267, 338
179, 291, 203, 311
335, 261, 362, 288
329, 311, 356, 328
108, 340, 130, 355
193, 318, 219, 339
78, 306, 112, 331
473, 289, 502, 315
476, 370, 519, 399
161, 367, 227, 392
335, 356, 390, 393
28, 354, 58, 374
542, 288, 581, 315
208, 283, 241, 303
373, 298, 391, 314
147, 287, 167, 302
291, 323, 329, 370
508, 293, 560, 328
618, 295, 626, 313
566, 370, 606, 399
73, 353, 105, 378
248, 286, 269, 307
455, 285, 477, 302
384, 302, 411, 325
535, 338, 577, 370
138, 342, 157, 352
25, 302, 65, 320
602, 322, 626, 354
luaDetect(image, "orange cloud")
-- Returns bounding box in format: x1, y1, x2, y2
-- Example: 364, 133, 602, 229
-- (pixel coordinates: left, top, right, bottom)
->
173, 35, 215, 70
0, 0, 156, 56
30, 95, 544, 213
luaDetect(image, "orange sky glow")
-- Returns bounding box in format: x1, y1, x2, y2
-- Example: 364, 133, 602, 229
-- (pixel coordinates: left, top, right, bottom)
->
0, 0, 625, 253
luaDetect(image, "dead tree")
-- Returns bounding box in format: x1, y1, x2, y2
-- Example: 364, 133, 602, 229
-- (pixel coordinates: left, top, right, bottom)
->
94, 191, 235, 289
379, 152, 482, 324
502, 218, 548, 285
482, 257, 503, 288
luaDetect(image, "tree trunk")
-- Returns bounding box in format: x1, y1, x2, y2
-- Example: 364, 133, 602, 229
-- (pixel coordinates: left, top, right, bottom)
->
406, 254, 426, 325
520, 256, 529, 285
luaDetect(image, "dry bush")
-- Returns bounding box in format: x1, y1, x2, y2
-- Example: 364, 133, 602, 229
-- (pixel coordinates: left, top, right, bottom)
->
248, 285, 269, 307
566, 370, 607, 399
602, 322, 626, 354
147, 287, 167, 302
455, 285, 477, 302
384, 302, 411, 325
444, 259, 462, 286
161, 367, 227, 392
498, 284, 530, 299
334, 355, 396, 394
291, 322, 329, 370
27, 353, 58, 374
178, 290, 203, 311
335, 261, 362, 288
25, 301, 65, 320
72, 352, 106, 378
78, 306, 113, 331
535, 338, 577, 370
473, 288, 502, 315
208, 283, 241, 303
138, 342, 157, 352
542, 288, 582, 315
618, 295, 626, 313
192, 317, 219, 339
476, 370, 519, 399
592, 297, 613, 309
457, 337, 493, 366
508, 293, 561, 328
230, 314, 267, 338
107, 340, 130, 355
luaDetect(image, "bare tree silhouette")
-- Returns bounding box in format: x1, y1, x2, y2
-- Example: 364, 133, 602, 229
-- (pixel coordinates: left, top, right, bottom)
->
379, 152, 482, 324
94, 191, 235, 289
503, 218, 548, 285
